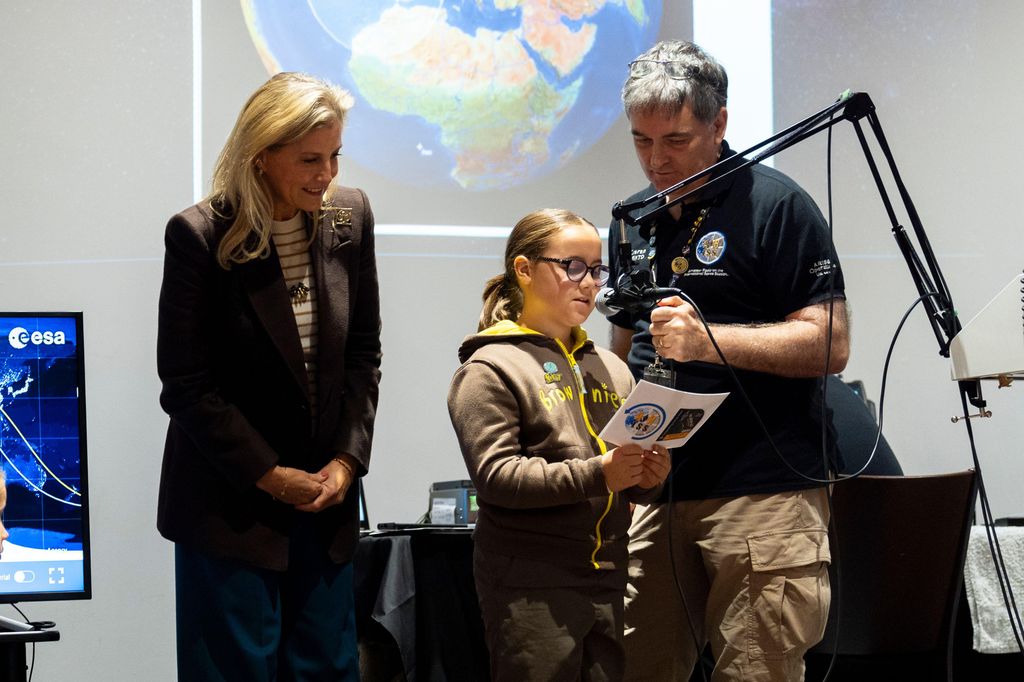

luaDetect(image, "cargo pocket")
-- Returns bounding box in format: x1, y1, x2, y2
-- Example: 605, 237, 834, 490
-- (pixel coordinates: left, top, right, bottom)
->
745, 528, 831, 661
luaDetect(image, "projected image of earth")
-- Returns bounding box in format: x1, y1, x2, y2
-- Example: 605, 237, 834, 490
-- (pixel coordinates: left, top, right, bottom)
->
242, 1, 661, 191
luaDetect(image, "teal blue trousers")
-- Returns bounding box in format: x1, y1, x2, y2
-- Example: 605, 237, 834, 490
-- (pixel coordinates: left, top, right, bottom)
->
174, 526, 357, 682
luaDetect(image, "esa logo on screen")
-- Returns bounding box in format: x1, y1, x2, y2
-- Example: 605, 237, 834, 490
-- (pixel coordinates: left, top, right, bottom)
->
7, 327, 67, 349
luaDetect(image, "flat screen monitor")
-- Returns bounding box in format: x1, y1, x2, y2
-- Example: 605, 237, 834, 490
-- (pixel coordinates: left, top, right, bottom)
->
0, 313, 91, 602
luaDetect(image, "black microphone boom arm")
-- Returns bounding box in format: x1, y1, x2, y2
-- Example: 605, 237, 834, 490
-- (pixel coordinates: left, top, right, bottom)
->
610, 90, 983, 409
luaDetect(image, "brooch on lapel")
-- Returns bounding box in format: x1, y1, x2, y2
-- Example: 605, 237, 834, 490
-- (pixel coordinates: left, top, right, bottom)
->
329, 207, 353, 253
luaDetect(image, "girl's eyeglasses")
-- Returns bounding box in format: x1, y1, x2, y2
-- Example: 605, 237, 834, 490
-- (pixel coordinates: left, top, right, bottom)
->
535, 257, 611, 286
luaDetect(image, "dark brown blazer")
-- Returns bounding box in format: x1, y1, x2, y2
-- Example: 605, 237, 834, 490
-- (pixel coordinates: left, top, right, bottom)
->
156, 186, 381, 571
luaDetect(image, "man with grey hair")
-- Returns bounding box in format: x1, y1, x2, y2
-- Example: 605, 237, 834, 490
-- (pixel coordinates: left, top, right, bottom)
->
605, 40, 849, 680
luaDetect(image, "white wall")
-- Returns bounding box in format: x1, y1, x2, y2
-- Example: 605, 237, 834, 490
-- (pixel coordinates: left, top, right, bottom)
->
1, 2, 191, 678
0, 1, 1021, 679
771, 0, 1024, 510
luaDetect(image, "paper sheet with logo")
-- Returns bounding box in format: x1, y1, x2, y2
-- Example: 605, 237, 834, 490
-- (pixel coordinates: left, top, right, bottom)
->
598, 379, 729, 448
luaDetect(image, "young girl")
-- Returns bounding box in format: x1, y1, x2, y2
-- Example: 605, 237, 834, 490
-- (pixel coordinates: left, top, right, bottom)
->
447, 208, 671, 681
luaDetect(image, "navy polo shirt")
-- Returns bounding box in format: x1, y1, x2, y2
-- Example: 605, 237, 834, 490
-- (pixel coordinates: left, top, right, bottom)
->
606, 143, 846, 500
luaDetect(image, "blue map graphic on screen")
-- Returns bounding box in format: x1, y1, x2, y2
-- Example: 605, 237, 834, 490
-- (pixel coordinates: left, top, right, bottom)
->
0, 317, 84, 557
241, 0, 661, 191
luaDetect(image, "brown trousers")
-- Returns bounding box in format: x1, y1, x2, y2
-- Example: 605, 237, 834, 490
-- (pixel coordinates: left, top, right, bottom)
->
474, 549, 626, 682
623, 489, 831, 681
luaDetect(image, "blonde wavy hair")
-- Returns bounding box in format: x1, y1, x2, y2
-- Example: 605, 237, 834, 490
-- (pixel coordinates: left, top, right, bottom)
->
209, 72, 354, 269
479, 208, 596, 331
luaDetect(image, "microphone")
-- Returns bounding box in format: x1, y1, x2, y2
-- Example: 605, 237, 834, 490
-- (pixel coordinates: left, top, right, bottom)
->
596, 286, 680, 387
595, 285, 681, 317
595, 288, 622, 317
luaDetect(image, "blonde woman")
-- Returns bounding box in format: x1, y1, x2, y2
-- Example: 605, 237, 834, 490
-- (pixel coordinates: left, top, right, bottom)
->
157, 72, 381, 681
448, 209, 670, 681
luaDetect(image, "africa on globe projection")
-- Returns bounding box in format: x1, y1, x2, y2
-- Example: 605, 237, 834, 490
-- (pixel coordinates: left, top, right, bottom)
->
242, 1, 661, 190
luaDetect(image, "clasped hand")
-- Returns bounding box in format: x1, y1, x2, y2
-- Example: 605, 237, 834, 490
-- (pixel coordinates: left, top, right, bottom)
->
601, 443, 671, 492
256, 459, 355, 512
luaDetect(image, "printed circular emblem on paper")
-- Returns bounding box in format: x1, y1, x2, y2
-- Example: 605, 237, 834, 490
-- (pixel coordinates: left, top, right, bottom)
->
623, 403, 666, 439
695, 231, 727, 265
543, 361, 558, 373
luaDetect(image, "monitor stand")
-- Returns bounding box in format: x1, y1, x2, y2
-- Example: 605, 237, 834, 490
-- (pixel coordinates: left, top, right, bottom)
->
0, 615, 59, 682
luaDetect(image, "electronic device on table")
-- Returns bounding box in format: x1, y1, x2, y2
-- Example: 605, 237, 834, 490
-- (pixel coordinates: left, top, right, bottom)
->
372, 480, 478, 532
427, 479, 478, 525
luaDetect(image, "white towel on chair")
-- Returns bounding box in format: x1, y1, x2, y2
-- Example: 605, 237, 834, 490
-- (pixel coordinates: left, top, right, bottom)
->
963, 525, 1024, 654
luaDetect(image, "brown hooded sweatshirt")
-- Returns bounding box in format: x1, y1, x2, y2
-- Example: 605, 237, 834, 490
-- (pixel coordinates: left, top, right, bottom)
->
448, 321, 661, 585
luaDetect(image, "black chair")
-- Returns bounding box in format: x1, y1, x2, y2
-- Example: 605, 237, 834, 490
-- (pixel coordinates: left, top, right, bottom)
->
806, 471, 978, 682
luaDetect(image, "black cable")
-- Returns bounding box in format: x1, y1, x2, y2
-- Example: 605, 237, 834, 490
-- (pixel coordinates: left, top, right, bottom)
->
629, 94, 964, 678
818, 111, 842, 682
9, 603, 29, 625
973, 457, 1024, 654
667, 290, 836, 484
678, 291, 966, 679
672, 288, 890, 485
664, 463, 710, 682
650, 115, 848, 676
10, 604, 35, 682
959, 399, 1024, 654
821, 109, 838, 478
817, 288, 1024, 675
624, 89, 1023, 680
818, 291, 939, 681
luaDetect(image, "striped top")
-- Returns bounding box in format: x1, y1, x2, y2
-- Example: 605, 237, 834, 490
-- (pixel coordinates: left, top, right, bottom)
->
270, 214, 319, 417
